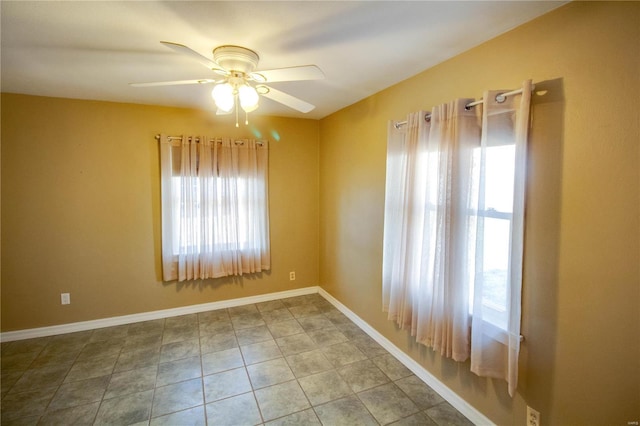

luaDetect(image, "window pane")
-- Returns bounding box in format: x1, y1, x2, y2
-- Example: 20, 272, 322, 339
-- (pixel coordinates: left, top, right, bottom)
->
481, 217, 511, 328
484, 145, 515, 213
171, 175, 259, 254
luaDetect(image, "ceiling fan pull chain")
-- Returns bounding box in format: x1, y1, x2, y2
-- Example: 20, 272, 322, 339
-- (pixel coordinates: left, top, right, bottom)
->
235, 98, 240, 128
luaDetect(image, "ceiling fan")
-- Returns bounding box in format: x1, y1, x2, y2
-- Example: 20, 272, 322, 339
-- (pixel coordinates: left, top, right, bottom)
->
131, 41, 325, 125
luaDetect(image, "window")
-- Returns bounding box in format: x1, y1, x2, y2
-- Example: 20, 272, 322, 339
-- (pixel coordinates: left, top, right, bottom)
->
472, 144, 516, 332
159, 135, 270, 282
169, 176, 259, 254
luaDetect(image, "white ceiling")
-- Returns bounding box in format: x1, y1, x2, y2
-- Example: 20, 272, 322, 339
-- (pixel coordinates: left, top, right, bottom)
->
1, 1, 565, 120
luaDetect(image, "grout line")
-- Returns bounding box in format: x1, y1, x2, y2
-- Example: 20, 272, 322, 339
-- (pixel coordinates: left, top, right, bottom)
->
197, 312, 208, 426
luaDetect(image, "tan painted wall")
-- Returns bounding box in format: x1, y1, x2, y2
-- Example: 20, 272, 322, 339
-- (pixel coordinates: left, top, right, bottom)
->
1, 95, 319, 331
319, 2, 639, 425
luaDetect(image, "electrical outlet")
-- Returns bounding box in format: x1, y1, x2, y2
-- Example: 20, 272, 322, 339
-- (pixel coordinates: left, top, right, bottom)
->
289, 271, 296, 281
61, 293, 71, 305
527, 406, 540, 426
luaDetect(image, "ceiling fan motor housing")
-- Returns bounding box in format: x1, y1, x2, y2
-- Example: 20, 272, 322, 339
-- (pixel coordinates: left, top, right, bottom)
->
213, 45, 259, 74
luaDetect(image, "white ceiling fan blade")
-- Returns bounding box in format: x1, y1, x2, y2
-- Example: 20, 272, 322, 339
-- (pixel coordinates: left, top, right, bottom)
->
251, 65, 324, 83
258, 85, 315, 113
129, 78, 219, 87
160, 41, 226, 73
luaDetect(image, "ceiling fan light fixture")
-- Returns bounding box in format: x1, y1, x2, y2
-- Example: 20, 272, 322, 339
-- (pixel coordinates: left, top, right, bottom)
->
212, 82, 234, 112
239, 85, 259, 112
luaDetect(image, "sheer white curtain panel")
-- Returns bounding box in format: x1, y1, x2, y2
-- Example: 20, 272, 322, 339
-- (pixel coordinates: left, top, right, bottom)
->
382, 80, 532, 396
160, 135, 270, 282
470, 80, 532, 396
383, 100, 479, 362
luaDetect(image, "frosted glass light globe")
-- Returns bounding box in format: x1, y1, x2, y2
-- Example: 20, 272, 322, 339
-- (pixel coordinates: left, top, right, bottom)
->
239, 85, 259, 112
212, 83, 234, 112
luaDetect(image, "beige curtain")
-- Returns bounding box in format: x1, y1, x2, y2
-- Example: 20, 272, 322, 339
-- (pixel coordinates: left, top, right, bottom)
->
383, 99, 479, 362
160, 135, 270, 281
471, 80, 532, 396
383, 80, 532, 395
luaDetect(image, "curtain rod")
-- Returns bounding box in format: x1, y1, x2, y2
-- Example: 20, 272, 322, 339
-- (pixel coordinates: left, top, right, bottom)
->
155, 134, 265, 145
393, 85, 534, 129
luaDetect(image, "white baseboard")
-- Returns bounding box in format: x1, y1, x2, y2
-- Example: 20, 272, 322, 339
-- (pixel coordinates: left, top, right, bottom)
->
318, 288, 493, 426
0, 286, 320, 343
1, 284, 491, 425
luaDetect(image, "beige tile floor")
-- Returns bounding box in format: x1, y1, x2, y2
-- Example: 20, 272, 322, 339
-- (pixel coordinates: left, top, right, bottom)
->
1, 293, 474, 425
